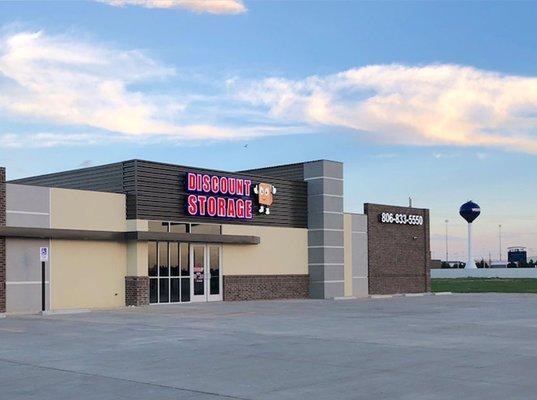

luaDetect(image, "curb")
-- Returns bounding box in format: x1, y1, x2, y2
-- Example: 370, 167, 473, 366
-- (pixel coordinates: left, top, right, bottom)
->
370, 292, 436, 299
41, 309, 91, 316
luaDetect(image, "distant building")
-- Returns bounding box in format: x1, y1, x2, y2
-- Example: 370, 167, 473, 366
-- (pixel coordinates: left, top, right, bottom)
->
508, 247, 527, 265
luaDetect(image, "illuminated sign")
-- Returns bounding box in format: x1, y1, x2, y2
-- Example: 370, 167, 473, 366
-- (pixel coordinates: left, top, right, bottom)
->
379, 212, 423, 226
186, 172, 253, 219
253, 182, 277, 215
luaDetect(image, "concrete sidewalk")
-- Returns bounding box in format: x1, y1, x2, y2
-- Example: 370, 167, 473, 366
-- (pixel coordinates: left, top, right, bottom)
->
1, 294, 537, 399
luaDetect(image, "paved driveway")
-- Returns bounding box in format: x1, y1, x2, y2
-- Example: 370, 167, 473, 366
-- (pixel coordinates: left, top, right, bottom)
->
1, 293, 537, 399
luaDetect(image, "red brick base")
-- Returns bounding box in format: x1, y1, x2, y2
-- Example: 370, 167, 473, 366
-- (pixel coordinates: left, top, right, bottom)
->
369, 275, 429, 295
223, 275, 309, 301
125, 276, 149, 306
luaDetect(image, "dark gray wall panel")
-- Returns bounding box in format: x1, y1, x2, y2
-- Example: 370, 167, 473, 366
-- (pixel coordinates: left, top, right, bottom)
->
11, 162, 125, 194
240, 163, 305, 181
132, 160, 307, 228
9, 160, 308, 228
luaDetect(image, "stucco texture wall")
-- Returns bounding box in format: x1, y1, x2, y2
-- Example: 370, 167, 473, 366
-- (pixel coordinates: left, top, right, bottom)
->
343, 213, 369, 298
344, 214, 352, 297
221, 224, 308, 276
51, 240, 126, 310
50, 188, 126, 231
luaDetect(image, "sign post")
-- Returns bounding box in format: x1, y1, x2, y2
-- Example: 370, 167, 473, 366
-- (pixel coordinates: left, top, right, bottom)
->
40, 247, 49, 312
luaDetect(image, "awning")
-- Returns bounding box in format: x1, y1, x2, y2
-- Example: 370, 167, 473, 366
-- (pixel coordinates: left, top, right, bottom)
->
0, 226, 260, 245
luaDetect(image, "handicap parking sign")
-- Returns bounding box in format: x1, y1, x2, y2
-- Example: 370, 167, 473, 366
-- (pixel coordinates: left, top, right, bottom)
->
40, 247, 49, 262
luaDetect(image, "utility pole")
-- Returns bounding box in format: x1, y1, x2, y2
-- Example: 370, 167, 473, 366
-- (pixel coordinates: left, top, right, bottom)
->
445, 219, 449, 263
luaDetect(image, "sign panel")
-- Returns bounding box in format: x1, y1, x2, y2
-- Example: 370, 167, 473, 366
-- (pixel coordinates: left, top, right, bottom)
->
185, 172, 253, 219
378, 212, 423, 226
39, 247, 49, 262
253, 182, 277, 215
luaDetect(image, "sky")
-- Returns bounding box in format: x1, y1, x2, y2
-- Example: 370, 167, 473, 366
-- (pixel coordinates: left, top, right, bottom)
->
0, 0, 536, 261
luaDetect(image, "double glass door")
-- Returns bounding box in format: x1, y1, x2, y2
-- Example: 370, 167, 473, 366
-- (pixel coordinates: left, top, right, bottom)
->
149, 242, 221, 304
191, 245, 222, 302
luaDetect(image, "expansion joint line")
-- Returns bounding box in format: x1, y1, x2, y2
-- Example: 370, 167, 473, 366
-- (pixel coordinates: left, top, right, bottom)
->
0, 357, 253, 400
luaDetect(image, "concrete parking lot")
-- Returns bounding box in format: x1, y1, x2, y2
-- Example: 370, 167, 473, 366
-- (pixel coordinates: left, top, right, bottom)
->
1, 293, 537, 400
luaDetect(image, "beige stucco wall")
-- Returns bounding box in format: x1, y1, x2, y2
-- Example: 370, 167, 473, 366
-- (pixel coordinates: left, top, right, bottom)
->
127, 241, 148, 276
344, 213, 352, 297
50, 188, 126, 231
126, 219, 149, 232
221, 224, 308, 276
50, 240, 126, 310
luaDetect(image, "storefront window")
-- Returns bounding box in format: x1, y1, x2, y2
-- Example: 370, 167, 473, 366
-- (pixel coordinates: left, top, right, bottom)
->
181, 278, 190, 302
159, 278, 169, 303
171, 278, 180, 302
180, 243, 189, 276
148, 241, 191, 304
148, 242, 157, 277
158, 242, 169, 277
191, 223, 221, 235
180, 243, 190, 302
170, 223, 188, 233
149, 279, 158, 304
170, 242, 179, 276
148, 221, 169, 232
209, 246, 220, 295
147, 221, 221, 235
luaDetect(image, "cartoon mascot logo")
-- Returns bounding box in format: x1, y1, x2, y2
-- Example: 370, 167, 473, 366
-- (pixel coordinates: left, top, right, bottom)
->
253, 182, 276, 215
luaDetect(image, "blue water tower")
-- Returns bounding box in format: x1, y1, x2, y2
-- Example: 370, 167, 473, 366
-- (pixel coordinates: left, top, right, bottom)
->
459, 201, 481, 269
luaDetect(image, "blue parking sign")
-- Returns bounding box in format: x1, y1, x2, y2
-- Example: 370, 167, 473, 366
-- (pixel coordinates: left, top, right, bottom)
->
40, 247, 49, 262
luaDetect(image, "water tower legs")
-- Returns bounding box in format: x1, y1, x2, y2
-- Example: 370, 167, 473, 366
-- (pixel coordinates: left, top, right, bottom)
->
466, 222, 477, 269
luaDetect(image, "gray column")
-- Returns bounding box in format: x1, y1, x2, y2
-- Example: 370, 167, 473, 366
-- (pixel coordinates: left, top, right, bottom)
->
304, 160, 344, 299
5, 183, 51, 313
351, 214, 368, 297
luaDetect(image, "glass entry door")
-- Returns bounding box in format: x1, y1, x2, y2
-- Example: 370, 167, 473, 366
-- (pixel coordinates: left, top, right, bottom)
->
149, 242, 221, 303
190, 244, 222, 302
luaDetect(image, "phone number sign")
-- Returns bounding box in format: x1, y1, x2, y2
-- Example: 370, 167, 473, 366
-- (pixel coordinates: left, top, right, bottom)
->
378, 212, 423, 226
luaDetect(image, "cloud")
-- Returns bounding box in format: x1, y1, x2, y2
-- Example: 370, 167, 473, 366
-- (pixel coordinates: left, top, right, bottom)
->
2, 28, 537, 152
235, 64, 537, 154
0, 29, 276, 146
0, 132, 119, 148
98, 0, 246, 14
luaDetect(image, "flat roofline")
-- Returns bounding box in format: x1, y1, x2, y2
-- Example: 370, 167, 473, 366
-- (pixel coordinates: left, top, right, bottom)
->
8, 158, 323, 184
7, 160, 124, 183
129, 159, 307, 183
363, 202, 429, 212
239, 158, 342, 171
